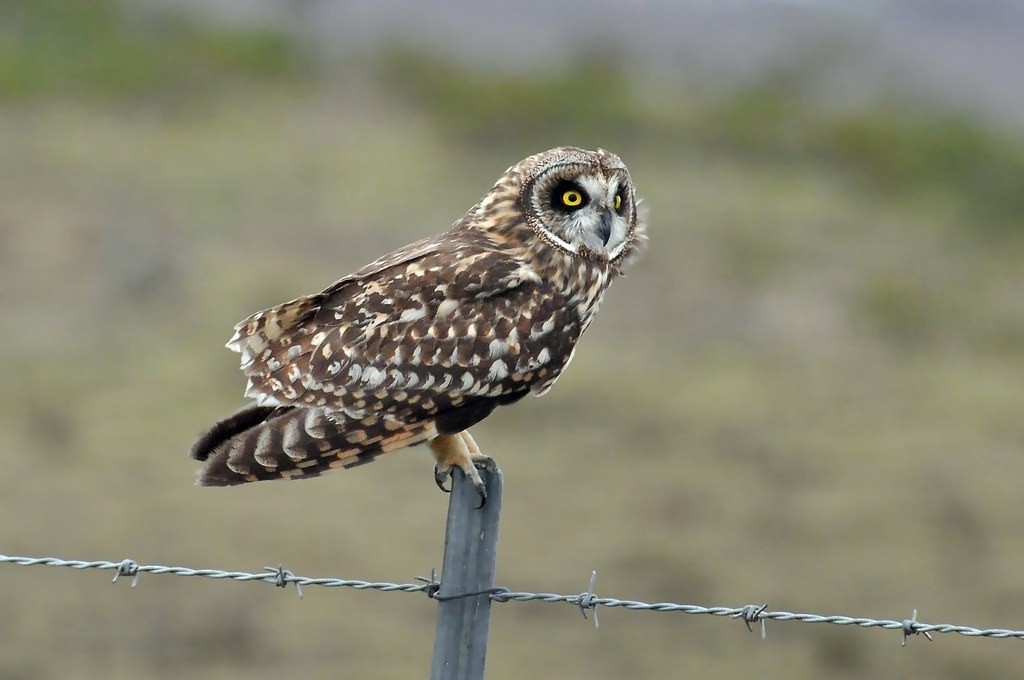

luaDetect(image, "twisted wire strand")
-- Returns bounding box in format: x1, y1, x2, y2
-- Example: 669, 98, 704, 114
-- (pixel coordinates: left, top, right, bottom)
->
3, 552, 1023, 643
0, 554, 430, 594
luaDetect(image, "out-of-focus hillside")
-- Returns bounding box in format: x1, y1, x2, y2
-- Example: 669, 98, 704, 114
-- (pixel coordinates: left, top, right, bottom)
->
152, 0, 1024, 131
2, 2, 1023, 679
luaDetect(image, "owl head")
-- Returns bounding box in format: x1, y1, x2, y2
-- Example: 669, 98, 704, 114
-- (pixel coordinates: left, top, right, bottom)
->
512, 147, 646, 267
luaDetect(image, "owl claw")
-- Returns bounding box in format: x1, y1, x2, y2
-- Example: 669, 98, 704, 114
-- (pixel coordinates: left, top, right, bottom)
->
471, 471, 487, 507
470, 470, 487, 509
463, 459, 492, 508
434, 465, 452, 493
432, 463, 488, 507
429, 433, 493, 508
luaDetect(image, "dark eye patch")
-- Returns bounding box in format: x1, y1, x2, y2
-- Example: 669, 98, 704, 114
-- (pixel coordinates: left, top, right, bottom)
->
614, 185, 628, 214
550, 179, 589, 212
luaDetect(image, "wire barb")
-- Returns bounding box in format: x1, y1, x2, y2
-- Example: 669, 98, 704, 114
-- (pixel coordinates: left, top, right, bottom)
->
265, 565, 302, 599
902, 609, 934, 647
576, 570, 599, 629
416, 569, 442, 599
734, 603, 768, 639
111, 559, 139, 588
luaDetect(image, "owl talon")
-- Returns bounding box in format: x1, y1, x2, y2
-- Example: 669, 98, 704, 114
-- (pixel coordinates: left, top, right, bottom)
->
467, 458, 493, 508
432, 462, 488, 506
434, 465, 452, 493
429, 434, 496, 508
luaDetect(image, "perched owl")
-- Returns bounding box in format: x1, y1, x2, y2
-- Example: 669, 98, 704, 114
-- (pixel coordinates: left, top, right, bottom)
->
190, 147, 646, 503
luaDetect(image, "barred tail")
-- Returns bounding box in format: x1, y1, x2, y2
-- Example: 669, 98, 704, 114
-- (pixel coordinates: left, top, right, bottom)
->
190, 404, 436, 486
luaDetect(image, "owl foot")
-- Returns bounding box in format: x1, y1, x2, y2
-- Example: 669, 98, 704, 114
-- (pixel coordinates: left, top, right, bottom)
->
429, 432, 494, 508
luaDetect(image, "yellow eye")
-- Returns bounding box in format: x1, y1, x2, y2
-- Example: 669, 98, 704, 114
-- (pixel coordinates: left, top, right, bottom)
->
561, 190, 583, 207
614, 194, 622, 211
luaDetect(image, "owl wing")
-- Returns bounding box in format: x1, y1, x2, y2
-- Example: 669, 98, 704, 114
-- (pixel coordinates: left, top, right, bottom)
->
228, 232, 582, 426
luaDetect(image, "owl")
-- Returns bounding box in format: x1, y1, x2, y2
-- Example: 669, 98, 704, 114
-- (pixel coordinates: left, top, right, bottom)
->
190, 147, 646, 504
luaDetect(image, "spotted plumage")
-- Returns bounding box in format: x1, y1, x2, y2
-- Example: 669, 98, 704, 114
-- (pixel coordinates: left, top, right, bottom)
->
190, 147, 646, 498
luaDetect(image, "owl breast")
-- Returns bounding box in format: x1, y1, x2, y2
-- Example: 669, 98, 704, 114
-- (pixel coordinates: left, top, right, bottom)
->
523, 251, 614, 396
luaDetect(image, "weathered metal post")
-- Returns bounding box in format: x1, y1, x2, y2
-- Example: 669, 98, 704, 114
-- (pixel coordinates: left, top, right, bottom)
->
430, 466, 503, 680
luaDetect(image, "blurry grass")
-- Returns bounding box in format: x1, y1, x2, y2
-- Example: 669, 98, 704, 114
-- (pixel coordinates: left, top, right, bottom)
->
375, 47, 640, 146
816, 110, 1024, 239
0, 0, 307, 98
2, 18, 1024, 680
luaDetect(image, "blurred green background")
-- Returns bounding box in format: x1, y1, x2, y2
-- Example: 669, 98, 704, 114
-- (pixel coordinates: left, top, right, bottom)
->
2, 1, 1024, 678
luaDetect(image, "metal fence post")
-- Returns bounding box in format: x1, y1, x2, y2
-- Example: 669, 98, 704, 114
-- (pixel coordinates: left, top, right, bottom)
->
430, 465, 503, 680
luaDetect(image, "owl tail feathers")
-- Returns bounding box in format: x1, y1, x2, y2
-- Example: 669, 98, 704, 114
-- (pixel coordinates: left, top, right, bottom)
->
189, 404, 436, 486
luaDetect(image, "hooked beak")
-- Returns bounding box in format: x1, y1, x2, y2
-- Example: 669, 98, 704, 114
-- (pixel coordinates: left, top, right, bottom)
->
596, 211, 613, 246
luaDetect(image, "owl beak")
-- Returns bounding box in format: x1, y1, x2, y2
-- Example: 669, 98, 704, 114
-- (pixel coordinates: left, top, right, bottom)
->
597, 211, 613, 246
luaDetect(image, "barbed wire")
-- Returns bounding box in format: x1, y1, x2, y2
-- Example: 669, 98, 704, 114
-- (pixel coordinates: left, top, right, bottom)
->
3, 552, 1022, 645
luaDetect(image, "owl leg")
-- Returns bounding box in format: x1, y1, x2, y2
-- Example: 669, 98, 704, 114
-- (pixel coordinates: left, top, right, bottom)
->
459, 430, 483, 455
429, 432, 495, 507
